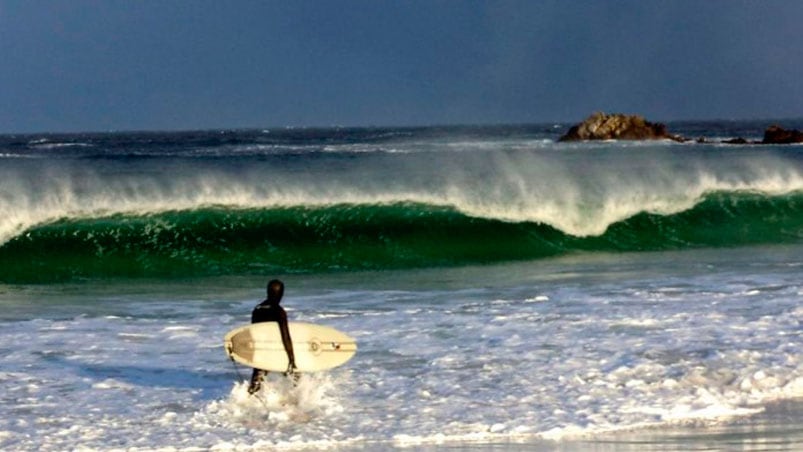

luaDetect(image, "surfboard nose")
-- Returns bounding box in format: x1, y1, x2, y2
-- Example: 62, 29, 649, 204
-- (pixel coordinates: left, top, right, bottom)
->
230, 330, 256, 362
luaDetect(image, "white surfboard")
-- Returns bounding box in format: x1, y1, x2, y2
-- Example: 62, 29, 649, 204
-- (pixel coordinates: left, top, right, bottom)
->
224, 322, 357, 372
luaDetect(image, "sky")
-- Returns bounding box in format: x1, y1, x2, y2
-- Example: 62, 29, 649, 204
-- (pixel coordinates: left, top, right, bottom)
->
1, 0, 802, 133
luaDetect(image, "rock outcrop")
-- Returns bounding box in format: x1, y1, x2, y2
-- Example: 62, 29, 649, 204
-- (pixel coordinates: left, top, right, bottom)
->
559, 112, 685, 142
762, 125, 803, 144
722, 137, 749, 144
560, 113, 803, 145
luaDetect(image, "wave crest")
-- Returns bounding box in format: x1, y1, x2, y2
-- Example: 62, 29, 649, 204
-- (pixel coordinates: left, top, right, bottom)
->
2, 193, 802, 282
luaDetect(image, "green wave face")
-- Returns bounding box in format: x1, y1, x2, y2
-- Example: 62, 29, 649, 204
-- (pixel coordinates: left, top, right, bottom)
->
2, 192, 802, 283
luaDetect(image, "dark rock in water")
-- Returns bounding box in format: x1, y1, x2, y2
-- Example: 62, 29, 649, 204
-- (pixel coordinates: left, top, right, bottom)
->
722, 137, 749, 144
559, 112, 684, 142
762, 125, 803, 144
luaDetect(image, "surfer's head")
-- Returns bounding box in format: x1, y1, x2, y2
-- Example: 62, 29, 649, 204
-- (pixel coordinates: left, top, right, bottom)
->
267, 279, 284, 304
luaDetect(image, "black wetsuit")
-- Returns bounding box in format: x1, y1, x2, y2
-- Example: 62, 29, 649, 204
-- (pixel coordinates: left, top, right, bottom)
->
248, 299, 296, 393
251, 299, 287, 324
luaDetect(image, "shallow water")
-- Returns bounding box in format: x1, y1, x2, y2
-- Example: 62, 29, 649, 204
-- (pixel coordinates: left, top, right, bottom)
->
1, 244, 801, 450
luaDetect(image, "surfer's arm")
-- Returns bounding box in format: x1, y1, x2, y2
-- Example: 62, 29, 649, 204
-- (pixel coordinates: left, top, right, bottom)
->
278, 310, 297, 370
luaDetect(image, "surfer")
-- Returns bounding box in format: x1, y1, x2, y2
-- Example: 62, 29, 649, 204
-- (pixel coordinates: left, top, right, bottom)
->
248, 279, 298, 394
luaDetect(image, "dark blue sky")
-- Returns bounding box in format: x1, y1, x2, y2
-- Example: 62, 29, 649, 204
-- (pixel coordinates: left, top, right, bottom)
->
1, 1, 801, 133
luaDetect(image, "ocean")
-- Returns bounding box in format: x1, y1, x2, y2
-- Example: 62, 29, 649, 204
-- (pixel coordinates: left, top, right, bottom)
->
1, 121, 801, 450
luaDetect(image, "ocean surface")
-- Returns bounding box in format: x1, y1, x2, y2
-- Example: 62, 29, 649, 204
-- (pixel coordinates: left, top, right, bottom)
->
1, 121, 802, 450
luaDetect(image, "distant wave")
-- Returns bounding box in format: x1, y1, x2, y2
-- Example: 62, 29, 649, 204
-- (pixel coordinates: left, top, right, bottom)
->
29, 142, 95, 149
2, 193, 802, 283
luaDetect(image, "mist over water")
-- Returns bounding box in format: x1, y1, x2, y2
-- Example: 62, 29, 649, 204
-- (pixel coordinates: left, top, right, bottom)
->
4, 141, 803, 241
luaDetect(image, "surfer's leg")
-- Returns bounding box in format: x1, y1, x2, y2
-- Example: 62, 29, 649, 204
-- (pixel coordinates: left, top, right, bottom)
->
284, 371, 301, 386
248, 368, 267, 394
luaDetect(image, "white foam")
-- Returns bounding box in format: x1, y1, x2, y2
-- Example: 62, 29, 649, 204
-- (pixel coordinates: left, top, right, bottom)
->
1, 226, 802, 449
29, 142, 94, 150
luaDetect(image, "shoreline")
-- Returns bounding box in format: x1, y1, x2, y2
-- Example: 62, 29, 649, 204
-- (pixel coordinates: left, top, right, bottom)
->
336, 399, 803, 451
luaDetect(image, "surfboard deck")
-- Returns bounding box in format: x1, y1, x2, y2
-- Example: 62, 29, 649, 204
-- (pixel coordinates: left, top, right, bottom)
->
224, 322, 357, 372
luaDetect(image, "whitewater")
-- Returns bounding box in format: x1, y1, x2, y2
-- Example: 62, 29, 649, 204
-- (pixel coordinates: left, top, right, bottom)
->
1, 122, 802, 450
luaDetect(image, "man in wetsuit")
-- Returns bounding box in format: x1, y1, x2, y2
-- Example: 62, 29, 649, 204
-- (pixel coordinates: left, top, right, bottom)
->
248, 279, 298, 394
